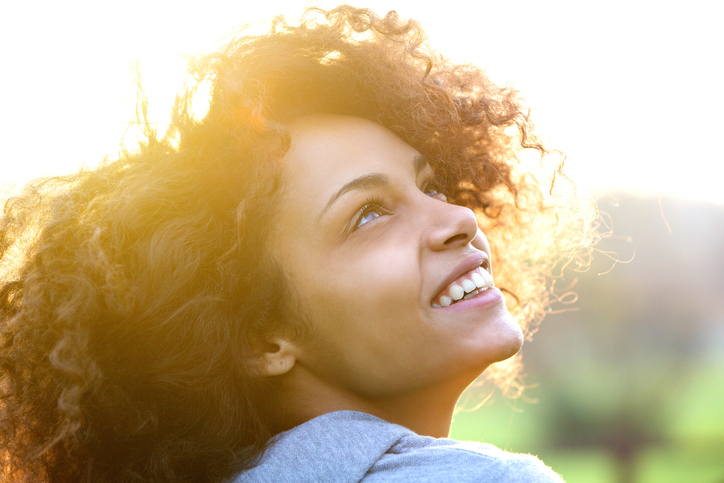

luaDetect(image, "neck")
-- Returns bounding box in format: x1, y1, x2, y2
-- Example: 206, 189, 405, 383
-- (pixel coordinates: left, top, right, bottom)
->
270, 367, 480, 438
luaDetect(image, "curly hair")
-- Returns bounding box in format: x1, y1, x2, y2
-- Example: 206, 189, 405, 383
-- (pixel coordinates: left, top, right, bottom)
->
0, 6, 596, 482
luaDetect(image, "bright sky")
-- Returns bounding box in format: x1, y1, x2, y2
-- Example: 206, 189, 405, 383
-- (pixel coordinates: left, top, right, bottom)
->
1, 0, 722, 203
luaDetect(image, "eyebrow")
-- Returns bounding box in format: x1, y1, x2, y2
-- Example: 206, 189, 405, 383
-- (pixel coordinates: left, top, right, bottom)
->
318, 154, 429, 221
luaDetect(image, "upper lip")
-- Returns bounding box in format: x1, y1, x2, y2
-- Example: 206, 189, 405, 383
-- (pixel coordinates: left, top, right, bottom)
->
430, 251, 490, 303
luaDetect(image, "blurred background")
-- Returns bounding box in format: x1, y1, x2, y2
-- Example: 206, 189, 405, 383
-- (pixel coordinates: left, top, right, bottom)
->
1, 1, 722, 481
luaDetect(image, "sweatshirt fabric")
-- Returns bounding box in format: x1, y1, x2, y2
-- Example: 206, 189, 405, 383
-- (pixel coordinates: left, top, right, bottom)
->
233, 410, 564, 482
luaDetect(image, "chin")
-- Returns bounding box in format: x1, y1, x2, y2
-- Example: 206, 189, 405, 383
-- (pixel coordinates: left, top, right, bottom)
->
501, 325, 525, 360
485, 312, 525, 365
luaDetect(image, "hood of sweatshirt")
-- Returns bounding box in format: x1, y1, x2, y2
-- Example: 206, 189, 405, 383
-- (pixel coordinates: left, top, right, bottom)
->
234, 411, 410, 483
232, 410, 564, 483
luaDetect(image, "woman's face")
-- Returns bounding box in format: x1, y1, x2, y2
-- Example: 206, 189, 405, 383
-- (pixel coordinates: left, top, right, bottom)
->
271, 115, 523, 400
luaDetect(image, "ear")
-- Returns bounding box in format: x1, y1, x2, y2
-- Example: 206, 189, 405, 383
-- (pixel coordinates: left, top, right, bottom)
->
257, 338, 297, 377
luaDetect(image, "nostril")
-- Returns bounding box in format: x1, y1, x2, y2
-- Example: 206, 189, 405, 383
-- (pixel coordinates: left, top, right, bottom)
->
443, 233, 468, 246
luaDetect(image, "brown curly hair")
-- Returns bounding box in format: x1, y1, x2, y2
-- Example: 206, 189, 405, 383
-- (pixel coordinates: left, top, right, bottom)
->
0, 6, 596, 482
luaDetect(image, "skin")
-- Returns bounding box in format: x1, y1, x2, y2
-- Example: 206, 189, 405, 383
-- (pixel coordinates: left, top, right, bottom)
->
263, 114, 524, 437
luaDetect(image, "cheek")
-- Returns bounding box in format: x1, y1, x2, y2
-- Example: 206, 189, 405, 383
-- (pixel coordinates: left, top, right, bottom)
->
345, 249, 421, 317
304, 250, 420, 334
289, 251, 432, 390
299, 233, 418, 305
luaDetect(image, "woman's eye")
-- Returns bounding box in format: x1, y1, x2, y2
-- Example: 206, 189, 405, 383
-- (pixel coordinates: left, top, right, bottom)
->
423, 181, 447, 202
358, 209, 381, 227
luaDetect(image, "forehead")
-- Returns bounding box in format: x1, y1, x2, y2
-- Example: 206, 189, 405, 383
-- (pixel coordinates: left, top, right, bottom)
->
281, 115, 421, 199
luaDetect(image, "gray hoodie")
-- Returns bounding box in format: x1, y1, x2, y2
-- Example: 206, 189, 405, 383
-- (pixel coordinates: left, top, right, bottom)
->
234, 411, 564, 482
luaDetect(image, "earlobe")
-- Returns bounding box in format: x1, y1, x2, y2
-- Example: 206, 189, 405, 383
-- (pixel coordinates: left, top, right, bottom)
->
259, 339, 297, 377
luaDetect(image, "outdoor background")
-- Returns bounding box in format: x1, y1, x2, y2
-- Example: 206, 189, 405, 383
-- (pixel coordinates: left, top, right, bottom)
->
1, 1, 722, 482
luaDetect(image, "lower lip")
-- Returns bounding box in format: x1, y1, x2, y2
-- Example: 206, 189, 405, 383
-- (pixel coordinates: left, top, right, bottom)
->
434, 286, 504, 311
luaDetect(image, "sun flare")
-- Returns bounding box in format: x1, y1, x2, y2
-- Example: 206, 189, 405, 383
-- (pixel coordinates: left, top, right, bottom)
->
1, 1, 721, 204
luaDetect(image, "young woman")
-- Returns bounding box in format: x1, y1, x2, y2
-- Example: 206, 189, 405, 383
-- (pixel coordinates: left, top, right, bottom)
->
0, 6, 594, 482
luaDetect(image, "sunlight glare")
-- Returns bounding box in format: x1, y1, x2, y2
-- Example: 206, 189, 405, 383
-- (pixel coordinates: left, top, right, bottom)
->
1, 0, 722, 205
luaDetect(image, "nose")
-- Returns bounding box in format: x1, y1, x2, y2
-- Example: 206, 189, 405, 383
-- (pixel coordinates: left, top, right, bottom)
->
422, 198, 479, 251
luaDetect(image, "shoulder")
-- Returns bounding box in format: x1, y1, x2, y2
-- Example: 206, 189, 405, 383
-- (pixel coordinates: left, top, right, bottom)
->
363, 435, 565, 483
233, 411, 564, 483
234, 411, 413, 483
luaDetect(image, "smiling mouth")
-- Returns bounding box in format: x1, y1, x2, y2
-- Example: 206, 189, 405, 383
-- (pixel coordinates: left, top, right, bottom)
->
431, 266, 494, 308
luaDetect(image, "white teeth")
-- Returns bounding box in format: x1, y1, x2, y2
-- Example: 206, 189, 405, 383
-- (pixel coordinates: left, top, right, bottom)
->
449, 284, 464, 301
471, 272, 485, 288
432, 268, 495, 308
462, 279, 476, 293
